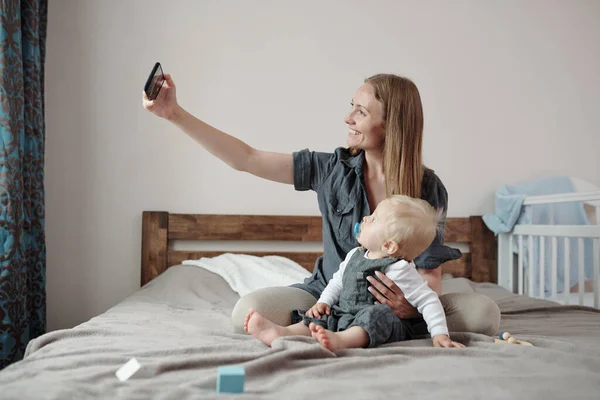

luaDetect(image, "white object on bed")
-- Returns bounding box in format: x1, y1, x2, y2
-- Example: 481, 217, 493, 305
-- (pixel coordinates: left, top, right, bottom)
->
115, 358, 141, 382
182, 254, 311, 297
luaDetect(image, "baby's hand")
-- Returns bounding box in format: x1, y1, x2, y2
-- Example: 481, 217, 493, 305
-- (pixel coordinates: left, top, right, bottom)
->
305, 302, 331, 319
433, 334, 465, 348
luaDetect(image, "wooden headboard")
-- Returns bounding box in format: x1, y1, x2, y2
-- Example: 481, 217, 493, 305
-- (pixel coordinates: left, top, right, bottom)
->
141, 212, 497, 286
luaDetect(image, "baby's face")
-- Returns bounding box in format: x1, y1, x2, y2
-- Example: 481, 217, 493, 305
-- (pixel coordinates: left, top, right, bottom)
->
356, 200, 394, 255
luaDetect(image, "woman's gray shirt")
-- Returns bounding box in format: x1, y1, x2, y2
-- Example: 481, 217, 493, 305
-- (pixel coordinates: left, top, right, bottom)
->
290, 147, 461, 299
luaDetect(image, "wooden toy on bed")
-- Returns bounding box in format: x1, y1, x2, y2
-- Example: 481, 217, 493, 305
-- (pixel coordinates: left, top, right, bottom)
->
494, 331, 534, 346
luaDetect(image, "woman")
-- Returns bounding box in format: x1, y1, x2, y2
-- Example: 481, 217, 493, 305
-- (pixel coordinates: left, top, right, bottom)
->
143, 73, 500, 337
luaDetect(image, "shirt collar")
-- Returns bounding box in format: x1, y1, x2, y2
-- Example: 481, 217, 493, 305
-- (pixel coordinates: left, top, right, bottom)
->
340, 149, 365, 175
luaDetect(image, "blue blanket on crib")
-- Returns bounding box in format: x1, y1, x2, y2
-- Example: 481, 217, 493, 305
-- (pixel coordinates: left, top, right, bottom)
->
483, 176, 594, 296
482, 176, 588, 234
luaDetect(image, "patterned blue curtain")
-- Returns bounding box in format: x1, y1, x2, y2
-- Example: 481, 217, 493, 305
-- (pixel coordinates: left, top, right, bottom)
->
0, 0, 47, 369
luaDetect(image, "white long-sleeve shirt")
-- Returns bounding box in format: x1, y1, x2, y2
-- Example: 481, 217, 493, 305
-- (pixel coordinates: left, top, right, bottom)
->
318, 247, 449, 337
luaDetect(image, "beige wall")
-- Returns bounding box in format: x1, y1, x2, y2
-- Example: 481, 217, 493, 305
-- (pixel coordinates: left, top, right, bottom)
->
45, 0, 600, 330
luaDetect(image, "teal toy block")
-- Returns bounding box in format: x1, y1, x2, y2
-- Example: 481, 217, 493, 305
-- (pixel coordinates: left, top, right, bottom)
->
217, 366, 245, 394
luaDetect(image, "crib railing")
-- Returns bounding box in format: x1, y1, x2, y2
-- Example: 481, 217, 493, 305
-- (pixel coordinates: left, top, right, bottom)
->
497, 190, 600, 308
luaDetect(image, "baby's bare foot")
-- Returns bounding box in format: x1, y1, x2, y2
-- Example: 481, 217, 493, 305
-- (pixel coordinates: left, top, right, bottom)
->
244, 308, 285, 346
243, 308, 256, 333
309, 323, 346, 351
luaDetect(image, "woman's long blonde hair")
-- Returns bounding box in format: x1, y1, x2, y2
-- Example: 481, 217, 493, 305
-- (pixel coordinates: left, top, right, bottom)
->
353, 74, 425, 198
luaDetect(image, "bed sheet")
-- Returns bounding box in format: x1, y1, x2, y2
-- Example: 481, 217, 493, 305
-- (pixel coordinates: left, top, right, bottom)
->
1, 265, 599, 400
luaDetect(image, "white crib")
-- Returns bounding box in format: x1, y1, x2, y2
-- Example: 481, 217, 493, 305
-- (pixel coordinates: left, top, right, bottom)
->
497, 187, 600, 308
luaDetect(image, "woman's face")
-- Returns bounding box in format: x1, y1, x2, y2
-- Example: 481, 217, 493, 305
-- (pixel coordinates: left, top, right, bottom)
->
344, 83, 386, 152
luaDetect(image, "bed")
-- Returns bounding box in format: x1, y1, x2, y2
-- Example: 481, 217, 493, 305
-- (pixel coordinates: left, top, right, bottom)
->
0, 212, 599, 399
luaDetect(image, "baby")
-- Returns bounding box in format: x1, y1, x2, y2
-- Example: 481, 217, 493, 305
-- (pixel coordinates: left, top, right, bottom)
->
244, 195, 464, 350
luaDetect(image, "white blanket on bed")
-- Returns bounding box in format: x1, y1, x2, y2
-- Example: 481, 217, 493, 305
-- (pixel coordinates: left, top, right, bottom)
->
182, 253, 311, 297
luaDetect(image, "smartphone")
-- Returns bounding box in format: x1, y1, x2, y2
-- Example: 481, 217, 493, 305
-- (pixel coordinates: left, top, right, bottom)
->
144, 62, 165, 100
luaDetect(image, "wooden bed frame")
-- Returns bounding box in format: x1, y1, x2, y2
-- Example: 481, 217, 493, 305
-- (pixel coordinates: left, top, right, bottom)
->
141, 212, 497, 286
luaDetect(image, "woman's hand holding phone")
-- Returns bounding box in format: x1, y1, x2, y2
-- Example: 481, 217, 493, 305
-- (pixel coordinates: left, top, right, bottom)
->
143, 73, 180, 121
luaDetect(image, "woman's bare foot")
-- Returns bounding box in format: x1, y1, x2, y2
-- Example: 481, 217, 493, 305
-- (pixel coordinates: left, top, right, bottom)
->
309, 322, 347, 351
244, 308, 287, 346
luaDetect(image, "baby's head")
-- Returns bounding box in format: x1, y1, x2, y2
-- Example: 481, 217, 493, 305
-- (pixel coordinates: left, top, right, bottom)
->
355, 195, 443, 260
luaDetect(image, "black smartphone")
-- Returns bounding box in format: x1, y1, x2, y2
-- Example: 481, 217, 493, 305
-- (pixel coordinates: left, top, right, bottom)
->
144, 62, 165, 100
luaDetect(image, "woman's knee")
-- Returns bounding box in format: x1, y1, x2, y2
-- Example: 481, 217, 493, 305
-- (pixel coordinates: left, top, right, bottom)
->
231, 287, 317, 334
440, 292, 501, 336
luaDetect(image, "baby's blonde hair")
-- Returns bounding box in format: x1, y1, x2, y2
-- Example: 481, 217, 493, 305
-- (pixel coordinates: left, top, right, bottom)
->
382, 195, 443, 260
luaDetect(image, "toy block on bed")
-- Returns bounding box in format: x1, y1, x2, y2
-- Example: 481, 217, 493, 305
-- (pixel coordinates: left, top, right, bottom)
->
217, 366, 245, 393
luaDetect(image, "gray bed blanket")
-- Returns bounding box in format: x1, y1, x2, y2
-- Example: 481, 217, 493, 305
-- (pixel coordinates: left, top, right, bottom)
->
1, 266, 599, 399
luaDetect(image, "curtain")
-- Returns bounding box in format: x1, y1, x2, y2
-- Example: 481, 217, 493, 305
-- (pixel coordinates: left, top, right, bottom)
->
0, 0, 47, 369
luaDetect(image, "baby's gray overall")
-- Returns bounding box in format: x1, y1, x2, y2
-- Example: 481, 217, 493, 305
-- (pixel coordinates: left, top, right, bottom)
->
293, 248, 427, 347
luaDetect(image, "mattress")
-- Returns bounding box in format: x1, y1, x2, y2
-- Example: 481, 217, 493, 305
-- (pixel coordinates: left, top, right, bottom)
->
1, 265, 599, 399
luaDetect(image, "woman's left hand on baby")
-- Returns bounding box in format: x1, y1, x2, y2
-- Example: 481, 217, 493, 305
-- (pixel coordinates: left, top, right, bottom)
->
433, 334, 465, 348
367, 272, 420, 319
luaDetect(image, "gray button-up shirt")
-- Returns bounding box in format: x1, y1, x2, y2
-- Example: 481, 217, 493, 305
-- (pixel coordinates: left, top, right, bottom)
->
291, 147, 461, 299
